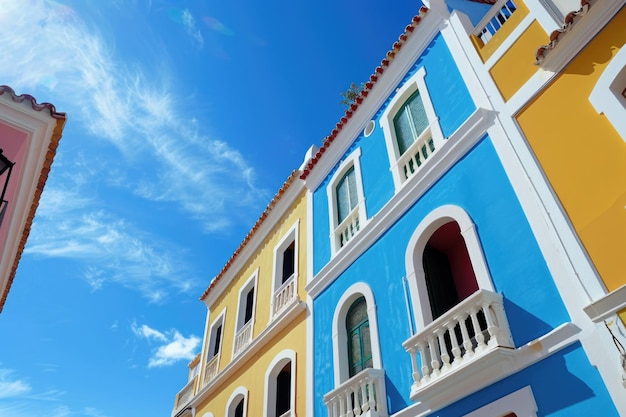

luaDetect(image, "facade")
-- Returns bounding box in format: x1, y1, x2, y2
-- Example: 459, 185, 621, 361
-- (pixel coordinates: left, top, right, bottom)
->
172, 171, 308, 417
300, 1, 621, 416
0, 85, 66, 313
460, 0, 626, 409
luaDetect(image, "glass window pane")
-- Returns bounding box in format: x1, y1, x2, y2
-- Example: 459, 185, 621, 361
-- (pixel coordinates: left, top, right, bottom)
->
336, 166, 355, 223
347, 168, 358, 211
407, 91, 429, 136
394, 110, 414, 155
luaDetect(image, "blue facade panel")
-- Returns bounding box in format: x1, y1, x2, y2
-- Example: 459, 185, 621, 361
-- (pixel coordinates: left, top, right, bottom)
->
312, 137, 576, 415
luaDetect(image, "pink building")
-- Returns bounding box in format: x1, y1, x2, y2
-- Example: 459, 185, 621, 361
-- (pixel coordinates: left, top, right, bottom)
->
0, 86, 66, 313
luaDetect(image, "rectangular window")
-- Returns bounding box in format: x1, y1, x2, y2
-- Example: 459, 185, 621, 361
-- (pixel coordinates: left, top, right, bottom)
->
336, 166, 358, 225
212, 323, 222, 357
244, 287, 254, 323
393, 90, 430, 155
282, 241, 295, 283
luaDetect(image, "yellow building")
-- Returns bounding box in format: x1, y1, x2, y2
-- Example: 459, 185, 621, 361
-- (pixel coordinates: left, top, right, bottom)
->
453, 0, 626, 410
172, 170, 308, 417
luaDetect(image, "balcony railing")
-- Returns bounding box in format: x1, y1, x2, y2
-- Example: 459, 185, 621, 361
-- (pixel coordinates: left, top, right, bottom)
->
203, 354, 220, 385
173, 375, 197, 411
394, 126, 436, 184
273, 273, 297, 318
473, 0, 518, 45
324, 368, 388, 417
403, 289, 513, 398
335, 204, 361, 249
233, 320, 254, 356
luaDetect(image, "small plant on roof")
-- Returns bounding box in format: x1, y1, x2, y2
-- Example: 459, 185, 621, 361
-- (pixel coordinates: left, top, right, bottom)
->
339, 82, 365, 108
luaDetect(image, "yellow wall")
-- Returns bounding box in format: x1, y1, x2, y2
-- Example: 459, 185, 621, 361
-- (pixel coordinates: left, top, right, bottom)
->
196, 189, 308, 416
489, 19, 546, 101
516, 8, 626, 293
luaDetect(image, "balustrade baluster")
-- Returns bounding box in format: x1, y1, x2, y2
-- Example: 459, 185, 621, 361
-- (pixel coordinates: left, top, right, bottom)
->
469, 307, 486, 352
436, 328, 450, 371
459, 312, 474, 358
447, 319, 462, 364
417, 342, 430, 383
427, 336, 441, 376
482, 301, 499, 346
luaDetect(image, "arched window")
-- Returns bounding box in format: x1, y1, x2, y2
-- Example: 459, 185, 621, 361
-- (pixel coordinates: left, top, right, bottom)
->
346, 297, 372, 377
226, 387, 248, 417
264, 350, 296, 417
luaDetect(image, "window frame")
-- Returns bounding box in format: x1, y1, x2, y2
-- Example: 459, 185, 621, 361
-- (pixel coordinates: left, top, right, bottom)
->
380, 66, 445, 190
271, 221, 300, 318
226, 386, 249, 417
332, 283, 382, 385
346, 296, 373, 377
404, 205, 494, 329
232, 270, 258, 356
207, 308, 226, 361
326, 148, 367, 254
263, 349, 297, 417
589, 44, 626, 142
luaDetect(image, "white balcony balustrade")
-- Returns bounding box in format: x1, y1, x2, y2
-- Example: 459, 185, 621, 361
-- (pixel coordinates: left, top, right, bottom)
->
335, 205, 361, 249
203, 354, 220, 385
273, 274, 298, 318
403, 289, 514, 399
233, 320, 254, 356
173, 375, 197, 411
473, 0, 518, 45
394, 126, 437, 184
324, 368, 388, 417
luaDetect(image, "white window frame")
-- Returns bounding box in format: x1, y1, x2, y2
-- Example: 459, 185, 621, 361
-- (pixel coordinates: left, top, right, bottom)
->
263, 349, 297, 417
207, 308, 226, 361
271, 221, 300, 319
404, 205, 494, 329
380, 66, 445, 190
232, 270, 258, 356
589, 44, 626, 142
463, 386, 538, 417
331, 282, 382, 385
326, 148, 367, 254
226, 386, 248, 417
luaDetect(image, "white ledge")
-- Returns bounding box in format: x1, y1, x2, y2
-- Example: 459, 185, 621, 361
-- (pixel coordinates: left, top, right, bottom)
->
583, 284, 626, 322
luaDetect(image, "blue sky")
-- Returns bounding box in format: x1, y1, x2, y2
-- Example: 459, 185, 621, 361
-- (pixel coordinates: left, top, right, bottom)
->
0, 0, 426, 416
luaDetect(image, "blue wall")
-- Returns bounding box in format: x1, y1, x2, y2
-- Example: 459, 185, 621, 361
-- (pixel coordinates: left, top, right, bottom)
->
312, 136, 573, 415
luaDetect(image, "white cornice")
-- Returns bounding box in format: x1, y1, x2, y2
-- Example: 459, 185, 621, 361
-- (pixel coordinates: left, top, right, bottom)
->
306, 108, 495, 299
303, 11, 444, 191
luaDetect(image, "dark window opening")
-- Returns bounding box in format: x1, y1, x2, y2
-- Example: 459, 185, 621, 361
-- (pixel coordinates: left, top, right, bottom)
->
276, 362, 291, 416
282, 242, 295, 283
244, 287, 254, 324
212, 324, 222, 357
234, 398, 244, 417
346, 297, 373, 377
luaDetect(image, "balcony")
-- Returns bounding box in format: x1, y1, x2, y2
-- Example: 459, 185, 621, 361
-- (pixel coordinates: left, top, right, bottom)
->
472, 0, 518, 46
273, 273, 298, 318
394, 126, 436, 185
335, 205, 361, 250
402, 289, 514, 402
203, 354, 220, 386
173, 375, 197, 412
233, 320, 253, 356
324, 368, 388, 417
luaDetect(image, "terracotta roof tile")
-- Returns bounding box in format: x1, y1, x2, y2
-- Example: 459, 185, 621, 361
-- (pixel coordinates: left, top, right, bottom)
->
199, 170, 301, 301
0, 85, 66, 119
535, 0, 590, 64
299, 5, 429, 180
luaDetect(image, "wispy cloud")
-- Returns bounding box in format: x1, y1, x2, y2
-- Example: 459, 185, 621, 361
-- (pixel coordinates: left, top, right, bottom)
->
131, 322, 200, 367
181, 9, 204, 46
0, 369, 31, 399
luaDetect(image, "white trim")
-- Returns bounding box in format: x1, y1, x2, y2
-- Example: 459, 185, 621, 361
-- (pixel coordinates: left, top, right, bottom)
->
326, 148, 368, 254
584, 284, 626, 322
462, 386, 538, 417
207, 308, 226, 363
263, 349, 297, 417
589, 44, 626, 142
232, 270, 258, 357
404, 204, 494, 328
225, 386, 248, 417
307, 108, 495, 299
331, 282, 383, 385
271, 220, 300, 318
380, 66, 446, 190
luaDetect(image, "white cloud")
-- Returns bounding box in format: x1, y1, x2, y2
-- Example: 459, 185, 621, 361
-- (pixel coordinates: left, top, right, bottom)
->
131, 323, 200, 368
0, 369, 31, 399
181, 9, 204, 47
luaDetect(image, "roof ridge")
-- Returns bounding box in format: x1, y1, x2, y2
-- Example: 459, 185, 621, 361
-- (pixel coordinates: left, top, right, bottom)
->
0, 85, 66, 119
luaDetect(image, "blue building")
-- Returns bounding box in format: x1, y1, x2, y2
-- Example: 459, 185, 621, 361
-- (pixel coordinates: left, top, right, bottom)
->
300, 1, 620, 416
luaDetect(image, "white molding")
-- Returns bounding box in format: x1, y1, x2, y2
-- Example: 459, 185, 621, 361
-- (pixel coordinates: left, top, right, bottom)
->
191, 300, 307, 409
305, 295, 314, 417
263, 349, 297, 417
589, 43, 626, 141
404, 205, 494, 329
202, 180, 305, 309
463, 386, 538, 417
584, 284, 626, 322
225, 386, 248, 417
271, 220, 300, 318
537, 0, 626, 72
307, 108, 495, 299
325, 148, 368, 254
380, 66, 446, 190
205, 308, 226, 369
303, 10, 444, 191
232, 269, 258, 357
331, 282, 383, 385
